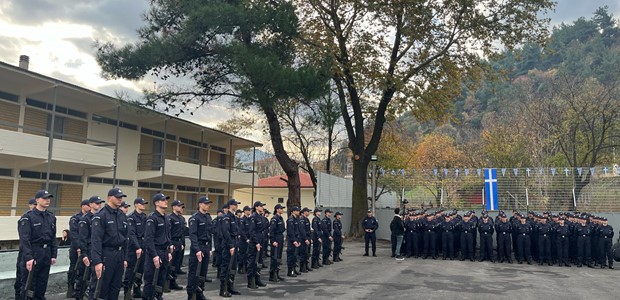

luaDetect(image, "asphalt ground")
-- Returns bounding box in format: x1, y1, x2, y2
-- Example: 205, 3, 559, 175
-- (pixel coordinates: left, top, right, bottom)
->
40, 240, 619, 300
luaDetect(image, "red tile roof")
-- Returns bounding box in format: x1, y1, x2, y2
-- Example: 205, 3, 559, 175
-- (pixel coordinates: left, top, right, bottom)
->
258, 173, 314, 188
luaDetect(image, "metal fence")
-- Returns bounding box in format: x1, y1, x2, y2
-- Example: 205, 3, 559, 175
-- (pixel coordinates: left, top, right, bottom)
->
375, 166, 620, 212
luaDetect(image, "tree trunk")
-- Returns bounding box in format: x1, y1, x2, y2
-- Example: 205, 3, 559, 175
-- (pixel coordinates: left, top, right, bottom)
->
349, 155, 370, 237
573, 172, 591, 210
262, 104, 301, 212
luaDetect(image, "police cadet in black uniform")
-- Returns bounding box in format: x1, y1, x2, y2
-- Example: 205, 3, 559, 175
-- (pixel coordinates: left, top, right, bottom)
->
219, 199, 242, 297
597, 217, 614, 269
362, 210, 379, 257
247, 201, 266, 289
495, 212, 513, 263
322, 209, 334, 265
311, 208, 323, 268
287, 206, 302, 276
143, 193, 172, 300
269, 204, 285, 282
423, 214, 439, 259
213, 209, 223, 269
90, 188, 129, 300
260, 209, 270, 269
18, 190, 58, 300
333, 212, 344, 262
14, 198, 36, 300
168, 200, 186, 290
77, 196, 104, 299
186, 196, 213, 300
299, 208, 313, 271
536, 215, 553, 265
440, 213, 457, 260
459, 212, 476, 261
555, 216, 571, 267
575, 215, 594, 268
238, 206, 251, 274
123, 197, 148, 298
478, 213, 495, 262
67, 199, 90, 298
515, 213, 533, 264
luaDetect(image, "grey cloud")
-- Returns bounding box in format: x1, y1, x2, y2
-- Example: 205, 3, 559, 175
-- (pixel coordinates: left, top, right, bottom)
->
3, 0, 148, 40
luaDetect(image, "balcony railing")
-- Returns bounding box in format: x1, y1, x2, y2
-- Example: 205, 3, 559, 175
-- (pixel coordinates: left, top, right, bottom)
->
0, 120, 115, 147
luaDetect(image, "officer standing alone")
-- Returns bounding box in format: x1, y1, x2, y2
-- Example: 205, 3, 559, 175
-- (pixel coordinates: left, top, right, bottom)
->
18, 190, 58, 299
362, 210, 379, 257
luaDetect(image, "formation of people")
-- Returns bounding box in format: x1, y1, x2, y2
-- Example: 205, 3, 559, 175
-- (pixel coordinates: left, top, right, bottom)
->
388, 207, 616, 269
14, 188, 347, 300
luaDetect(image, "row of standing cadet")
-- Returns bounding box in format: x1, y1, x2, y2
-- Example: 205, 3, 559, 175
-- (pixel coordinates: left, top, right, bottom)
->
14, 187, 349, 300
388, 208, 616, 269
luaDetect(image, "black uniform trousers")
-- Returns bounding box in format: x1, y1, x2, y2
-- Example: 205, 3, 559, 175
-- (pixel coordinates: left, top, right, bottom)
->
599, 236, 613, 266
577, 236, 591, 264
497, 232, 512, 260
364, 232, 376, 255
67, 247, 79, 289
122, 246, 145, 289
406, 231, 416, 256
423, 230, 437, 257
143, 247, 169, 299
556, 235, 570, 264
322, 238, 332, 262
286, 240, 298, 269
247, 243, 259, 278
441, 231, 455, 259
270, 235, 284, 272
89, 247, 125, 300
460, 231, 475, 259
15, 250, 24, 297
170, 239, 184, 281
219, 240, 238, 282
20, 245, 52, 300
538, 234, 551, 262
312, 237, 321, 261
333, 236, 342, 258
238, 239, 248, 270
479, 232, 493, 259
187, 244, 209, 295
517, 234, 532, 262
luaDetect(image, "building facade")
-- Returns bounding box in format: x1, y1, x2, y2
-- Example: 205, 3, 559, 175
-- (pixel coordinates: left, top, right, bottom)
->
0, 59, 260, 219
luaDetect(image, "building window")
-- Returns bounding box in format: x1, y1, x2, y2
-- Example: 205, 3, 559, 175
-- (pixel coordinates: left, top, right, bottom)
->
0, 91, 18, 102
0, 168, 12, 177
88, 176, 133, 186
189, 147, 200, 164
26, 98, 87, 119
20, 170, 82, 182
219, 153, 227, 168
46, 115, 65, 139
278, 197, 284, 203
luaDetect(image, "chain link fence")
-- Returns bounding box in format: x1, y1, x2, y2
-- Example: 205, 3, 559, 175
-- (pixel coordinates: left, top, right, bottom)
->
375, 166, 620, 212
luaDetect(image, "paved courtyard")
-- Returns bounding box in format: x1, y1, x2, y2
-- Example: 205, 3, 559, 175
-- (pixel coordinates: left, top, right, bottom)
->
41, 240, 618, 299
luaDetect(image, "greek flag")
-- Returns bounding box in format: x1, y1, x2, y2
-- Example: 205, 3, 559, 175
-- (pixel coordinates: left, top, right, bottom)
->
484, 168, 498, 211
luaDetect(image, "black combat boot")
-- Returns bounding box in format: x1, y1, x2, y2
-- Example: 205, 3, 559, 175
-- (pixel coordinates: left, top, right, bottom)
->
276, 268, 285, 281
255, 275, 267, 287
300, 263, 308, 273
170, 280, 184, 290
306, 261, 313, 271
311, 259, 319, 269
220, 281, 232, 297
247, 276, 257, 289
287, 268, 297, 277
269, 270, 279, 282
67, 283, 75, 298
133, 285, 143, 298
228, 282, 241, 295
294, 267, 302, 275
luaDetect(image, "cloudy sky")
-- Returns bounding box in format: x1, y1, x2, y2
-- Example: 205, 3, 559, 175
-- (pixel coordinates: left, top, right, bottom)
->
0, 0, 619, 137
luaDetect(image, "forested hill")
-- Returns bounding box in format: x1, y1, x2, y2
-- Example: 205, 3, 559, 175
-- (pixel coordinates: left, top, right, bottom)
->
386, 7, 620, 170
